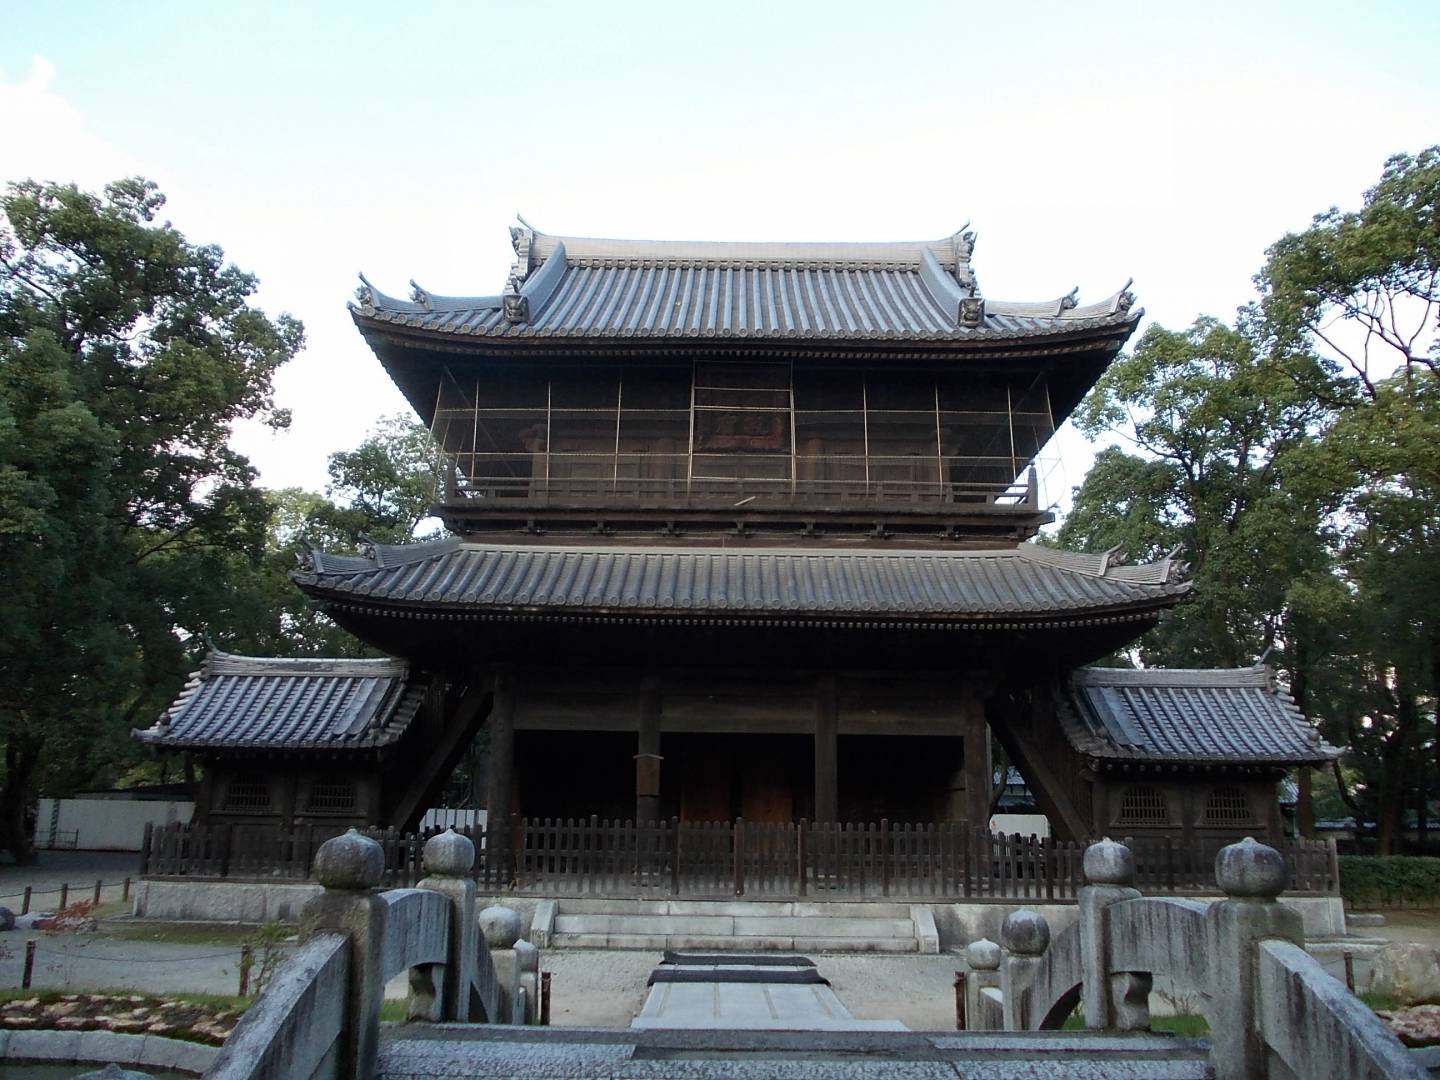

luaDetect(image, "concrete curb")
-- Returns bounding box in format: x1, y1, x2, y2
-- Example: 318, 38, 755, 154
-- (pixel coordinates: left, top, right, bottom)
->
0, 1027, 219, 1076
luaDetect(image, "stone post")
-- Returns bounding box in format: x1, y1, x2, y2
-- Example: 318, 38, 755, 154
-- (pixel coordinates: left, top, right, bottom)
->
1079, 837, 1150, 1031
299, 829, 387, 1080
480, 904, 531, 1024
963, 937, 1002, 1030
1205, 836, 1303, 1080
1000, 909, 1049, 1031
416, 828, 477, 1021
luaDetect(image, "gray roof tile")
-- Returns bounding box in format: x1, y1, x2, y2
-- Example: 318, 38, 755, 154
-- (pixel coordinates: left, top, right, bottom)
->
294, 540, 1189, 624
134, 651, 426, 752
353, 227, 1140, 344
1063, 667, 1342, 766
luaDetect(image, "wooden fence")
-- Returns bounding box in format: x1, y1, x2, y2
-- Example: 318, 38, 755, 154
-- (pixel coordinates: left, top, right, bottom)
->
141, 819, 1339, 900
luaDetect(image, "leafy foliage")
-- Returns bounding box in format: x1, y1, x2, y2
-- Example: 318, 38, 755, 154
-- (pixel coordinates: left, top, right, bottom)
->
1340, 856, 1440, 909
0, 178, 301, 859
1059, 147, 1440, 851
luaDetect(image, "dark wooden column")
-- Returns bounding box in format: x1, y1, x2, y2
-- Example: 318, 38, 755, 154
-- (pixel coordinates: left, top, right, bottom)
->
486, 668, 515, 827
636, 675, 662, 822
1297, 767, 1315, 838
960, 697, 992, 828
814, 674, 839, 823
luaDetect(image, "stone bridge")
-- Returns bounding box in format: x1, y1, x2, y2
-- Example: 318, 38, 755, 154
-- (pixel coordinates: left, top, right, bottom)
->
204, 831, 1424, 1079
962, 837, 1425, 1079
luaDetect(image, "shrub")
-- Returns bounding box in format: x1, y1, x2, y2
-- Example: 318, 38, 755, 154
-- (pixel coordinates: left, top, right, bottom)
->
1340, 856, 1440, 908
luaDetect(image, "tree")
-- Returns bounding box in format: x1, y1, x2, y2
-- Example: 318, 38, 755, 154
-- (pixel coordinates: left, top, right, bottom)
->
0, 178, 301, 860
1057, 316, 1333, 668
1257, 146, 1440, 852
205, 417, 445, 660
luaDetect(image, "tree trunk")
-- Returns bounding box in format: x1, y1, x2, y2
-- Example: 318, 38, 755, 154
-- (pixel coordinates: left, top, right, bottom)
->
0, 732, 40, 864
1289, 648, 1316, 838
1379, 692, 1422, 856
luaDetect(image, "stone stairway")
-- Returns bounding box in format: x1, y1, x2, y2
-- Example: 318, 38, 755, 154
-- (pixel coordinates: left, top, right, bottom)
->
535, 898, 938, 953
381, 1027, 1213, 1079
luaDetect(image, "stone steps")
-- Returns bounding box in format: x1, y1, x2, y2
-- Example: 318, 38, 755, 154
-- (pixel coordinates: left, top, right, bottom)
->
381, 1027, 1213, 1079
540, 898, 932, 953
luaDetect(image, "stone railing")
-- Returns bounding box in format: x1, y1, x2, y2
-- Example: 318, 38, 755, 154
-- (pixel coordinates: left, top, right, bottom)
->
968, 836, 1424, 1079
207, 828, 535, 1080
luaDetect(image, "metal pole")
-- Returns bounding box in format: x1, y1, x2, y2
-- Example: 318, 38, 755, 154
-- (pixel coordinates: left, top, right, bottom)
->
123, 877, 131, 903
1343, 951, 1355, 992
540, 971, 552, 1025
93, 880, 102, 906
58, 883, 68, 911
22, 940, 35, 989
21, 886, 30, 915
954, 971, 966, 1030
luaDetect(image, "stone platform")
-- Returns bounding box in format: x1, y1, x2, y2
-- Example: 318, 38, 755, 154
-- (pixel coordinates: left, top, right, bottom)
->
379, 1025, 1212, 1079
631, 951, 908, 1031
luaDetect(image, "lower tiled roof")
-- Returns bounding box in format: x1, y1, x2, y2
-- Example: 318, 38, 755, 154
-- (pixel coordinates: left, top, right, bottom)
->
293, 539, 1190, 626
1063, 666, 1342, 767
134, 650, 426, 752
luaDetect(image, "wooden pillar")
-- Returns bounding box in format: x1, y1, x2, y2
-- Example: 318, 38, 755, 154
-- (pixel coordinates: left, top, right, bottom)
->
486, 669, 515, 827
1297, 767, 1315, 838
814, 674, 839, 823
961, 698, 992, 828
636, 675, 662, 822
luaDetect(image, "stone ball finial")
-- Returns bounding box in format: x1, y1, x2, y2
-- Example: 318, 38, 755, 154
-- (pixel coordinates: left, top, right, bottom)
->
1215, 836, 1287, 899
1001, 909, 1051, 957
423, 828, 475, 877
965, 937, 1002, 971
479, 904, 523, 949
313, 828, 384, 891
1083, 837, 1136, 886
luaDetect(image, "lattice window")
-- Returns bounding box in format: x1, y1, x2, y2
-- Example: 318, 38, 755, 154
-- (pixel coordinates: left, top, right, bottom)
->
1204, 786, 1252, 826
1116, 785, 1169, 826
223, 777, 272, 811
307, 780, 356, 813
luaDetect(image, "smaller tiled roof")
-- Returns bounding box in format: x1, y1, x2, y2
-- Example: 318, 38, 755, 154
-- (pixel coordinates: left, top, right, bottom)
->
1063, 666, 1342, 767
134, 649, 426, 753
293, 539, 1190, 626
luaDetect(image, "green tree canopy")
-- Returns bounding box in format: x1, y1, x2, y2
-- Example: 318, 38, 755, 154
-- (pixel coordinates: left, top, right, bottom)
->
0, 178, 302, 859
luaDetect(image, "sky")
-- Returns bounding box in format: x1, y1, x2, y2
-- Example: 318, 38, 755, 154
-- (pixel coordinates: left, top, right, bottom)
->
2, 0, 1439, 516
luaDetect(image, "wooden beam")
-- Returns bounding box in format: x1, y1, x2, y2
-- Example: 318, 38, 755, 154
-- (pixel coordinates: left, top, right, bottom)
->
988, 694, 1092, 842
385, 680, 491, 831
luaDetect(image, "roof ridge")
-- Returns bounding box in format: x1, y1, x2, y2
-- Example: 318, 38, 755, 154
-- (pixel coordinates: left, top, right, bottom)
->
527, 228, 976, 269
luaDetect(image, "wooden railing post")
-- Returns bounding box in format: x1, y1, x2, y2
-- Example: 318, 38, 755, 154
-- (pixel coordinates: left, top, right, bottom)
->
733, 818, 745, 897
798, 818, 808, 898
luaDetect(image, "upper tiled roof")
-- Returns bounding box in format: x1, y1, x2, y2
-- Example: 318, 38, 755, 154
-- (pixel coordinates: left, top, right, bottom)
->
293, 538, 1189, 626
134, 650, 426, 753
1062, 666, 1342, 766
352, 223, 1140, 344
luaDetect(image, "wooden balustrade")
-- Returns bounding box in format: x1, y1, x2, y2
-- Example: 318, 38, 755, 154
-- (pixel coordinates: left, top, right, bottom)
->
140, 819, 1339, 899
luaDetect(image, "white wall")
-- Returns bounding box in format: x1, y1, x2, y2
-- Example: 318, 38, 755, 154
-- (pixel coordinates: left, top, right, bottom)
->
37, 797, 194, 851
420, 807, 487, 832
989, 813, 1051, 839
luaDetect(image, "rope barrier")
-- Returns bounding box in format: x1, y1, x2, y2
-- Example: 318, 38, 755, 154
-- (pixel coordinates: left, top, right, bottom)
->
29, 946, 242, 964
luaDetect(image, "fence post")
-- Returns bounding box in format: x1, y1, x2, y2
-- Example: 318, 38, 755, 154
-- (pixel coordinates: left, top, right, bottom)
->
670, 817, 680, 897
1078, 838, 1149, 1032
93, 880, 102, 906
1205, 837, 1304, 1080
296, 829, 389, 1080
963, 937, 1002, 1030
58, 883, 68, 910
21, 886, 30, 916
416, 828, 478, 1021
238, 943, 253, 996
798, 818, 807, 898
22, 940, 35, 989
881, 818, 891, 898
122, 877, 131, 904
733, 818, 744, 897
141, 822, 153, 876
1000, 909, 1049, 1030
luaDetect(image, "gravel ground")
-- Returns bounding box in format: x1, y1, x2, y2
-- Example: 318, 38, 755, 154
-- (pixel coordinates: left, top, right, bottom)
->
0, 851, 141, 912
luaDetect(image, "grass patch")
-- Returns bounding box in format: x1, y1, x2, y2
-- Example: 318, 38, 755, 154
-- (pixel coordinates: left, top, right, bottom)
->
1360, 991, 1404, 1012
102, 920, 281, 947
1061, 1010, 1208, 1034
